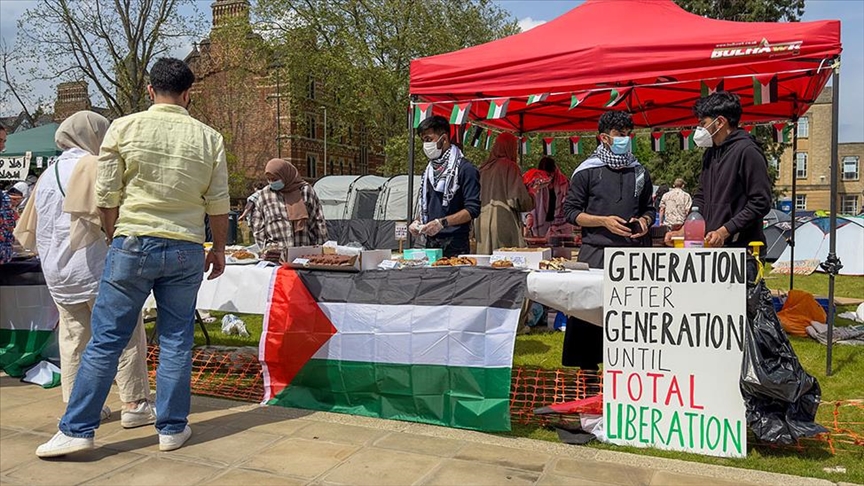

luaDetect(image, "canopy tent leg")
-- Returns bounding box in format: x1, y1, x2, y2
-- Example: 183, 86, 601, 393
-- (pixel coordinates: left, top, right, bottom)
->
407, 96, 417, 249
823, 63, 842, 376
789, 118, 798, 290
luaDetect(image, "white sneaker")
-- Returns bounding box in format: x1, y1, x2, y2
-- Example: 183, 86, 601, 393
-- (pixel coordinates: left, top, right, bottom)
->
101, 406, 111, 422
121, 401, 156, 429
36, 431, 95, 458
159, 425, 192, 451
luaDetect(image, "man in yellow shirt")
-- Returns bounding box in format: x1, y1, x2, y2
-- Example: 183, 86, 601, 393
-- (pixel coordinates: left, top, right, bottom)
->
37, 58, 230, 458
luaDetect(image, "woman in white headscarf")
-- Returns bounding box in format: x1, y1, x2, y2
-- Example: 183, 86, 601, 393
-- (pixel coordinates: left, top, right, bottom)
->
475, 133, 534, 254
14, 111, 155, 427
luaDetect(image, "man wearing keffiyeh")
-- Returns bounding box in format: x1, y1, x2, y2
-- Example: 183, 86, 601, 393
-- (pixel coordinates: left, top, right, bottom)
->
561, 111, 656, 372
410, 116, 480, 257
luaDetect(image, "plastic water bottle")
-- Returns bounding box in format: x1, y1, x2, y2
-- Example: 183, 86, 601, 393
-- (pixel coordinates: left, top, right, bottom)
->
683, 207, 706, 248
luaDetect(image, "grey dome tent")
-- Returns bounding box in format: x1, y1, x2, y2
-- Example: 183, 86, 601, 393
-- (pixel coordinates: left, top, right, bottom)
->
763, 208, 791, 227
312, 174, 421, 249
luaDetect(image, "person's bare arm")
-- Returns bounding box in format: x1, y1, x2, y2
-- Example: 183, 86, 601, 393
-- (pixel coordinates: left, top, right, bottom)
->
100, 207, 119, 242
205, 214, 228, 280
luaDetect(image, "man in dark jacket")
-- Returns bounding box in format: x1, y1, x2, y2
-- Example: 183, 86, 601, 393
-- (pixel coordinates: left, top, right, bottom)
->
666, 92, 772, 247
561, 111, 655, 371
409, 115, 481, 257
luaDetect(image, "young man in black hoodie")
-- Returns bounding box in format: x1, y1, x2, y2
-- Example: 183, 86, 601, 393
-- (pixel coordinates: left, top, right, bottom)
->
665, 92, 773, 248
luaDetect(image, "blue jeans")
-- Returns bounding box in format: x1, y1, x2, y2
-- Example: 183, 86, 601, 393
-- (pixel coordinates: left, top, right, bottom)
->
59, 236, 204, 438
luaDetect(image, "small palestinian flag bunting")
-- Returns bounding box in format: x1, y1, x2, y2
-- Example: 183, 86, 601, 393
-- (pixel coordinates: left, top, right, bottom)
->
542, 138, 555, 156
486, 98, 509, 119
680, 130, 695, 150
569, 136, 583, 155
520, 137, 531, 154
700, 79, 725, 97
773, 123, 792, 144
412, 103, 433, 128
461, 123, 472, 145
651, 132, 666, 152
471, 126, 484, 148
752, 75, 778, 105
742, 125, 754, 133
485, 130, 494, 150
570, 92, 589, 110
450, 102, 472, 125
604, 88, 628, 108
526, 93, 549, 105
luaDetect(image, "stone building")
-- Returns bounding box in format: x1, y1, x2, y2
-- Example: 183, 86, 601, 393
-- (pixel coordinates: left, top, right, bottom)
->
776, 87, 863, 214
185, 0, 384, 194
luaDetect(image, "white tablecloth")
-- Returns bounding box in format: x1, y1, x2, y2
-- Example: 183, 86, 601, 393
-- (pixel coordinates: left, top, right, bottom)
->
144, 266, 606, 326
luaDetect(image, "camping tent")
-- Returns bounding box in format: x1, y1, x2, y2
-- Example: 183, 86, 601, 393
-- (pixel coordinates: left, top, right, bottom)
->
764, 209, 791, 227
409, 0, 843, 373
2, 123, 62, 159
312, 175, 421, 250
776, 217, 864, 275
764, 220, 804, 263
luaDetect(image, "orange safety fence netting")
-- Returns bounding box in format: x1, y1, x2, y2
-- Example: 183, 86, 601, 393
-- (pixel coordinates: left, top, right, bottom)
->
147, 346, 863, 453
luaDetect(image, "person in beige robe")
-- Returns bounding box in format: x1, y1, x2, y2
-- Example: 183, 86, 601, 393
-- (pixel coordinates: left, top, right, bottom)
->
475, 133, 534, 254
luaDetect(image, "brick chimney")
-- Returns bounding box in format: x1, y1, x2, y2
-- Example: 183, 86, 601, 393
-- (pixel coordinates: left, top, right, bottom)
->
54, 81, 92, 123
212, 0, 250, 28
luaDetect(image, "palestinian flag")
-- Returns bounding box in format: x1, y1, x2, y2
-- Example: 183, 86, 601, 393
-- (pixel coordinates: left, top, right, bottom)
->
604, 88, 627, 108
542, 138, 555, 156
471, 126, 484, 148
450, 102, 472, 125
520, 137, 531, 154
752, 75, 778, 105
742, 125, 754, 133
570, 92, 589, 110
486, 98, 509, 120
773, 123, 792, 143
485, 130, 494, 150
461, 123, 472, 145
261, 267, 528, 432
526, 93, 549, 105
651, 132, 666, 152
680, 130, 695, 150
569, 136, 583, 155
700, 79, 725, 97
0, 273, 60, 377
413, 103, 433, 128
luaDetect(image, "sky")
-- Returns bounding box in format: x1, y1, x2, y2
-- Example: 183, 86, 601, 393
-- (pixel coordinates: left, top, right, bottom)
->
1, 0, 862, 141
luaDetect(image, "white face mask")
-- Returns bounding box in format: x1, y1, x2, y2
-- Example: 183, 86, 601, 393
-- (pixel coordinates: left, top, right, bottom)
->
423, 135, 444, 160
693, 118, 720, 148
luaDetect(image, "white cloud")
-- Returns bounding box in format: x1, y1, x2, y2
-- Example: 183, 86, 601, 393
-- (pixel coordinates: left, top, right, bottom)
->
517, 17, 546, 32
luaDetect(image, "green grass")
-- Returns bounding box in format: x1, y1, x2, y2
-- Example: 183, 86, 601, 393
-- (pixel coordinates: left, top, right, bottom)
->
151, 270, 863, 482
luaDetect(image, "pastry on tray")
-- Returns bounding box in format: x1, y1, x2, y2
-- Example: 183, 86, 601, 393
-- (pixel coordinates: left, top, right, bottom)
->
431, 256, 477, 267
491, 259, 515, 268
231, 249, 257, 260
299, 254, 356, 266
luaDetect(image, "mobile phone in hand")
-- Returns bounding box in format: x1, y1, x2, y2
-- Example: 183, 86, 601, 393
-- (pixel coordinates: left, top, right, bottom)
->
626, 220, 643, 234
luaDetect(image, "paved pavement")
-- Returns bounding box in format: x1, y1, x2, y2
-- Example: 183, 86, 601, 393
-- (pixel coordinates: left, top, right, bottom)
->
0, 374, 845, 486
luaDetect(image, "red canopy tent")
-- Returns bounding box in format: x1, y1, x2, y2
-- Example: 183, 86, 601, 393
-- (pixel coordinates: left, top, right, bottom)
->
409, 0, 840, 133
407, 0, 844, 374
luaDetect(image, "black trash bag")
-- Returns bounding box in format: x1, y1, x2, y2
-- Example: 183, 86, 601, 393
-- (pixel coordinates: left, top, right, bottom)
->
740, 260, 828, 445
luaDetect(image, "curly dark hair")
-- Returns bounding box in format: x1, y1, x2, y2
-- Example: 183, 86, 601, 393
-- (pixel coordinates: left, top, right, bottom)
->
598, 111, 634, 134
149, 58, 195, 95
693, 91, 742, 127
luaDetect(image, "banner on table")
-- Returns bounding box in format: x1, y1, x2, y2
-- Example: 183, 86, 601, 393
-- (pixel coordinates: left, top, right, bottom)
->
260, 267, 528, 432
603, 248, 748, 458
0, 276, 60, 377
0, 153, 31, 181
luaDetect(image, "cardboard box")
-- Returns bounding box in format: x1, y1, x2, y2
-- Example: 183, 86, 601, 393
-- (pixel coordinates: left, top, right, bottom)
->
492, 248, 551, 269
361, 249, 392, 270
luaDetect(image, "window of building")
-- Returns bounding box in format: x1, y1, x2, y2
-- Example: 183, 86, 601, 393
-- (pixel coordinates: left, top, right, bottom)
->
795, 194, 807, 211
329, 158, 334, 175
843, 156, 860, 181
339, 160, 344, 175
841, 194, 860, 215
768, 156, 779, 172
795, 152, 808, 179
796, 116, 809, 138
306, 115, 317, 140
306, 154, 318, 178
307, 75, 315, 100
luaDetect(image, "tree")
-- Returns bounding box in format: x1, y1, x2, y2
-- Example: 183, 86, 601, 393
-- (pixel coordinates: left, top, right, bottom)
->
0, 40, 39, 126
675, 0, 805, 22
17, 0, 204, 117
256, 0, 518, 175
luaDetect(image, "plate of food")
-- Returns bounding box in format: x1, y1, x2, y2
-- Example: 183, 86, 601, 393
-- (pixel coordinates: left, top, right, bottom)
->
283, 254, 359, 272
226, 249, 260, 264
431, 256, 477, 267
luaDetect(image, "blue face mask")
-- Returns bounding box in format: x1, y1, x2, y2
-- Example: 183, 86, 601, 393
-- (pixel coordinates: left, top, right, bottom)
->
269, 180, 285, 191
610, 136, 631, 155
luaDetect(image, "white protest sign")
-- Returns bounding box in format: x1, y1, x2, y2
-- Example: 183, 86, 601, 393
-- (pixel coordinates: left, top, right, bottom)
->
395, 222, 408, 240
0, 155, 31, 181
603, 248, 747, 458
